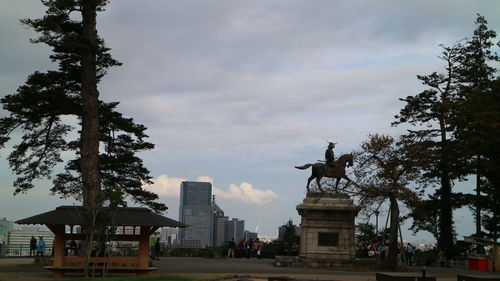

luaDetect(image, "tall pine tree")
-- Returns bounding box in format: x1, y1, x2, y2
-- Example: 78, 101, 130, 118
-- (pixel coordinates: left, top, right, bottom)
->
393, 43, 462, 260
452, 14, 499, 238
0, 0, 166, 212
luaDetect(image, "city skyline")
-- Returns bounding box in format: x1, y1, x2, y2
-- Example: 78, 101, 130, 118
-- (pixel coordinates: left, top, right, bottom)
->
178, 181, 250, 248
1, 1, 500, 242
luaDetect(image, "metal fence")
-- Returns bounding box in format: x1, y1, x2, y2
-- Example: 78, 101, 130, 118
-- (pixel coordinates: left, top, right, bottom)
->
0, 244, 220, 258
0, 244, 142, 257
0, 244, 53, 257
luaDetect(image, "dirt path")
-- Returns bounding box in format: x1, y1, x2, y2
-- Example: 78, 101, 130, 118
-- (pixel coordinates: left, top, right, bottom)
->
1, 257, 500, 281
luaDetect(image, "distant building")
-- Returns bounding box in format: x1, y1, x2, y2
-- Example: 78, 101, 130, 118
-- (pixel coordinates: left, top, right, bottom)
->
212, 202, 228, 247
225, 218, 244, 242
278, 224, 301, 240
178, 181, 213, 247
0, 218, 14, 236
7, 227, 54, 256
244, 230, 258, 241
161, 227, 178, 246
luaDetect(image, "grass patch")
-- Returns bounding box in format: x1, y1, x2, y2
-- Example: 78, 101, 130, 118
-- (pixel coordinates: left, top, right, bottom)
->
75, 275, 210, 281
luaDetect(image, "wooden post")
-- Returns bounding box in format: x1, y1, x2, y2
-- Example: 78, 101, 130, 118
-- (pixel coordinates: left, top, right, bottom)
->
137, 226, 150, 276
50, 224, 66, 278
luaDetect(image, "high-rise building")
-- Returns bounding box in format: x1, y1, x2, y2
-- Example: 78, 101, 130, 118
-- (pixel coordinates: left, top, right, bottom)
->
225, 218, 244, 242
244, 230, 258, 241
0, 218, 14, 236
161, 228, 178, 246
178, 181, 213, 248
212, 203, 228, 247
214, 216, 228, 247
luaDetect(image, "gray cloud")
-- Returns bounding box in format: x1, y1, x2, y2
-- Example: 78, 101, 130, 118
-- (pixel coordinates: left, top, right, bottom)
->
1, 0, 499, 237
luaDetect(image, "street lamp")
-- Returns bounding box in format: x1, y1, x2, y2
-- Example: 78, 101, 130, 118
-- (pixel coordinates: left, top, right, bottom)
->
374, 210, 380, 237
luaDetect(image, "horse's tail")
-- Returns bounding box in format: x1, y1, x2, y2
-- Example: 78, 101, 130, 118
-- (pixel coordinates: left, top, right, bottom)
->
295, 164, 313, 170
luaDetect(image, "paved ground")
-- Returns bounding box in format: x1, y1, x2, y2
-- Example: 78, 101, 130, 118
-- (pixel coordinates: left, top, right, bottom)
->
1, 257, 500, 281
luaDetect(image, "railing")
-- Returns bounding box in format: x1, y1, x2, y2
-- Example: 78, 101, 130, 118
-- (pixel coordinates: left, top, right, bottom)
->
0, 244, 141, 257
0, 244, 219, 258
0, 244, 53, 257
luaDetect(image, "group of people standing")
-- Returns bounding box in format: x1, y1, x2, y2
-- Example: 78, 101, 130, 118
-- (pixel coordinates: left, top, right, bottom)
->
227, 238, 263, 259
29, 236, 46, 257
150, 232, 161, 260
358, 241, 416, 266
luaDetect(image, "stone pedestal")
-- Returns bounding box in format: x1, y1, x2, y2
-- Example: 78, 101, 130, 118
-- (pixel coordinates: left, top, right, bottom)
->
296, 192, 360, 265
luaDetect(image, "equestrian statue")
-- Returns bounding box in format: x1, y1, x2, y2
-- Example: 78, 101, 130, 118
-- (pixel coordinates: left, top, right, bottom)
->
295, 142, 354, 193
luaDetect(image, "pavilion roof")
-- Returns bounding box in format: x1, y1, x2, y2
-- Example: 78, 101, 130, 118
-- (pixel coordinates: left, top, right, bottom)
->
16, 205, 187, 228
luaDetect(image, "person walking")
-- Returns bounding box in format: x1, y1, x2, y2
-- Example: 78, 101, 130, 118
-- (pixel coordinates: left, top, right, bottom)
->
237, 239, 245, 258
227, 238, 236, 258
154, 237, 161, 260
246, 239, 253, 258
252, 238, 260, 258
405, 243, 415, 265
255, 238, 262, 259
150, 233, 158, 260
30, 236, 37, 257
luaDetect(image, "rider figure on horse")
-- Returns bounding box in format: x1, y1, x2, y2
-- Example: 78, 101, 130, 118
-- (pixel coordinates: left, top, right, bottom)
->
325, 142, 336, 168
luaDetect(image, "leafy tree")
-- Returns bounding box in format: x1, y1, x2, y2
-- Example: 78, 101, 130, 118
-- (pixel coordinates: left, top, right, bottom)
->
282, 219, 300, 245
392, 42, 463, 260
275, 219, 300, 256
352, 134, 421, 270
409, 192, 467, 251
356, 223, 384, 247
408, 195, 440, 241
0, 0, 166, 211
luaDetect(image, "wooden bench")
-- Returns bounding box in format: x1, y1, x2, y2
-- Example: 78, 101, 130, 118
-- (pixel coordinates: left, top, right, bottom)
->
457, 275, 500, 281
44, 256, 157, 278
376, 272, 436, 281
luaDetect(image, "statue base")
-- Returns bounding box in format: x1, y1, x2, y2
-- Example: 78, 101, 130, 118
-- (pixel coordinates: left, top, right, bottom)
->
295, 192, 360, 265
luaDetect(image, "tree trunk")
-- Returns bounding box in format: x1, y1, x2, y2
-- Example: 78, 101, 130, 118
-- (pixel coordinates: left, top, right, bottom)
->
80, 1, 101, 277
81, 0, 101, 208
494, 211, 498, 242
385, 196, 400, 271
475, 155, 481, 238
438, 118, 454, 260
439, 168, 454, 260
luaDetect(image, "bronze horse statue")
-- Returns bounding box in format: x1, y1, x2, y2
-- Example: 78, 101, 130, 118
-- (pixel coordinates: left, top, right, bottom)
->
295, 153, 354, 193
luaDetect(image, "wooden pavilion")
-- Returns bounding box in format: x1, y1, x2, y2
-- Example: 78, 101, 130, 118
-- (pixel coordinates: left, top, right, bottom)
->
16, 205, 187, 278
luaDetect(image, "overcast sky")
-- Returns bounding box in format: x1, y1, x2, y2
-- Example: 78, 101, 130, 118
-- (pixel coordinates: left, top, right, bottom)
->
1, 0, 499, 242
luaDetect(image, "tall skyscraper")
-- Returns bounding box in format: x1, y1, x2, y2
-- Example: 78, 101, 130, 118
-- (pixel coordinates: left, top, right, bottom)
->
225, 218, 245, 242
178, 181, 213, 247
